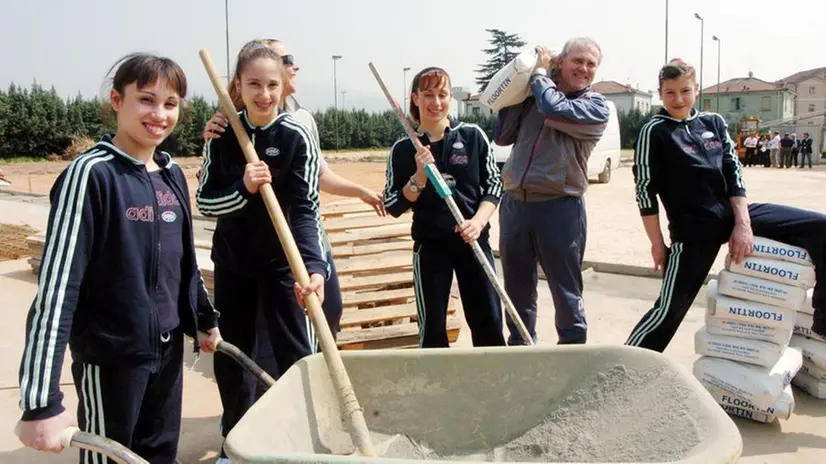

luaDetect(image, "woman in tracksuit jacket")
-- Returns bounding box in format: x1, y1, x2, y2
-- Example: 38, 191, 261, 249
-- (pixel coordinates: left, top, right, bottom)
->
383, 67, 506, 348
626, 59, 826, 353
16, 53, 221, 463
195, 44, 328, 455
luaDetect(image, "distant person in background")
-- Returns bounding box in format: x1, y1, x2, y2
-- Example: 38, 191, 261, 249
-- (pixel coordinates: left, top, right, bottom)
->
757, 135, 770, 167
780, 133, 795, 168
770, 131, 781, 167
743, 133, 758, 166
799, 133, 814, 168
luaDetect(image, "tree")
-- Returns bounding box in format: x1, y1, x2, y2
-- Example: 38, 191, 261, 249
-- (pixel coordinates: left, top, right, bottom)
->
475, 29, 527, 93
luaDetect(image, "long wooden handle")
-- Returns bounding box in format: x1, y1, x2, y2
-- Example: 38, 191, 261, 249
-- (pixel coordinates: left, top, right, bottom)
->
15, 424, 147, 464
367, 62, 534, 345
198, 50, 375, 457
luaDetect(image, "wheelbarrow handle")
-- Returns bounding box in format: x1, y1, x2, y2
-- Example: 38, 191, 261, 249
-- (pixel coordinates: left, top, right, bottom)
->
215, 339, 277, 388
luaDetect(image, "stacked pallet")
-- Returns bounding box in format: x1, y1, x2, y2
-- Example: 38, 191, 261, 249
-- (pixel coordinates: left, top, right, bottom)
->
27, 199, 462, 351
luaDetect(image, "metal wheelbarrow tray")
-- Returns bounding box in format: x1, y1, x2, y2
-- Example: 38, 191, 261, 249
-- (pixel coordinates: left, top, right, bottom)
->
224, 345, 742, 463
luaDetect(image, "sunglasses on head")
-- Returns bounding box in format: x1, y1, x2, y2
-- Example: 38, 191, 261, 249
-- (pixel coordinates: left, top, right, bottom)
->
241, 39, 295, 66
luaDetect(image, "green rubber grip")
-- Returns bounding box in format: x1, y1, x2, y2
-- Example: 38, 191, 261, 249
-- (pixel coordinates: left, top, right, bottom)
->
424, 164, 452, 198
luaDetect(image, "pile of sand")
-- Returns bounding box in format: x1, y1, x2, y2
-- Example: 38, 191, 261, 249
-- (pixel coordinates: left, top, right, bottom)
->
376, 364, 701, 462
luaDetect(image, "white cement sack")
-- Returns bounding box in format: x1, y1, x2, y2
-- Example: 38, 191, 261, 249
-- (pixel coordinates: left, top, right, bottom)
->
707, 279, 796, 330
792, 371, 826, 399
718, 270, 807, 310
751, 236, 814, 267
789, 334, 826, 369
479, 50, 537, 111
718, 404, 777, 424
725, 255, 815, 289
794, 311, 826, 342
695, 326, 785, 367
705, 317, 793, 345
693, 348, 803, 410
800, 359, 826, 383
703, 382, 793, 421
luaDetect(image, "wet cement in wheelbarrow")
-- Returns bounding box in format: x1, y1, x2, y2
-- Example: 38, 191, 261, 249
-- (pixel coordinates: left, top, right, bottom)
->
367, 365, 702, 462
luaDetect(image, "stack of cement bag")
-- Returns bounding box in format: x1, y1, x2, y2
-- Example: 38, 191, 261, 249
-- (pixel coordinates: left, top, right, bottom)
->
790, 290, 826, 399
693, 237, 814, 423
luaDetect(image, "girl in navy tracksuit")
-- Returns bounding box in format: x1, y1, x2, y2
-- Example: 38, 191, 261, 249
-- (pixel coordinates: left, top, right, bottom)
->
626, 59, 826, 352
195, 44, 327, 454
16, 53, 221, 463
383, 67, 506, 348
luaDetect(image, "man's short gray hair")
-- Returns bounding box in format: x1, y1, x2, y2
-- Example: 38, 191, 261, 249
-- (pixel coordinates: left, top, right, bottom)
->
559, 37, 602, 65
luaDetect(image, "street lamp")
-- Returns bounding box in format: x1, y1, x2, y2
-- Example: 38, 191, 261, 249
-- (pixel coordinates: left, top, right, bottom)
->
341, 90, 347, 110
664, 0, 669, 63
713, 35, 721, 113
225, 0, 230, 84
332, 55, 342, 150
403, 67, 411, 114
694, 13, 704, 112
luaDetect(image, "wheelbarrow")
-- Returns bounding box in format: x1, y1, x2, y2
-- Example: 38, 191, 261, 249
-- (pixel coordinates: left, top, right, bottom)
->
222, 345, 743, 463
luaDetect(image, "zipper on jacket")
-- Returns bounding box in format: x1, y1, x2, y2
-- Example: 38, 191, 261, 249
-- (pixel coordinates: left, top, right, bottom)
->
145, 167, 161, 371
163, 168, 201, 342
518, 127, 545, 196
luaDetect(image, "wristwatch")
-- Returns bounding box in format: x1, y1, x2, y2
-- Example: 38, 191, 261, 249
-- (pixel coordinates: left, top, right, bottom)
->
408, 176, 423, 193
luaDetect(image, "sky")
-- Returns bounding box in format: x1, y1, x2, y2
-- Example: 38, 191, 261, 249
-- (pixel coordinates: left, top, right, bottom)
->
1, 0, 824, 113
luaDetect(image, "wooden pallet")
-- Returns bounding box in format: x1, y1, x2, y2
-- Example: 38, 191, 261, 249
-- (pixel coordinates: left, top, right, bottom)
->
26, 199, 462, 350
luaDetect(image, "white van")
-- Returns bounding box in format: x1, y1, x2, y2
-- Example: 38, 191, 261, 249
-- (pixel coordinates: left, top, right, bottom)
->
492, 100, 622, 184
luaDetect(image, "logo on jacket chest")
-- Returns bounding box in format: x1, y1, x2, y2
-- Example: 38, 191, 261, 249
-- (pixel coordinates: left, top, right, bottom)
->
265, 147, 280, 157
126, 205, 154, 222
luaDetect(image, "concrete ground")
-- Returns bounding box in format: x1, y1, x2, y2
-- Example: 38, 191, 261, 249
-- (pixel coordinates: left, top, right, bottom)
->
0, 257, 824, 463
1, 162, 825, 462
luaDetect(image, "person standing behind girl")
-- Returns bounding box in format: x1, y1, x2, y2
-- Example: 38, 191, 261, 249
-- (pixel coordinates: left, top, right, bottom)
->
16, 53, 221, 462
195, 44, 326, 459
382, 67, 506, 348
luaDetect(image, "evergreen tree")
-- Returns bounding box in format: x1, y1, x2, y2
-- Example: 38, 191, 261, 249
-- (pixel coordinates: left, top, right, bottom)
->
475, 29, 527, 93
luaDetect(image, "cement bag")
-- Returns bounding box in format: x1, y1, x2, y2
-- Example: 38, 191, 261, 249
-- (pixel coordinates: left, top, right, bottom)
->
706, 317, 793, 345
479, 49, 537, 111
718, 270, 807, 310
792, 371, 826, 399
789, 334, 826, 369
725, 254, 815, 289
794, 311, 826, 342
693, 348, 803, 410
694, 326, 785, 367
800, 359, 826, 382
751, 236, 814, 267
703, 382, 793, 421
707, 279, 796, 329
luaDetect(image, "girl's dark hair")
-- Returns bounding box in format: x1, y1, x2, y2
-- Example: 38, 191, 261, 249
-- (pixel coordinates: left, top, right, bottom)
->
228, 43, 284, 111
409, 67, 451, 123
658, 58, 697, 88
101, 52, 188, 124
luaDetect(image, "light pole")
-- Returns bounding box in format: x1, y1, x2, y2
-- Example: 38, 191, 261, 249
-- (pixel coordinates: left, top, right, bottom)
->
713, 35, 721, 113
341, 90, 347, 110
225, 0, 230, 84
332, 55, 342, 150
694, 13, 704, 112
664, 0, 669, 63
403, 67, 411, 113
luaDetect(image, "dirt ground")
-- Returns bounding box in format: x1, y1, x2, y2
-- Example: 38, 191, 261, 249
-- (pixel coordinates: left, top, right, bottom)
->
0, 224, 37, 262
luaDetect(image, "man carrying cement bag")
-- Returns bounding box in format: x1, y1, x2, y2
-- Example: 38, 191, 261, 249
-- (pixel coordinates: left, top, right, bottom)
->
493, 38, 610, 345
